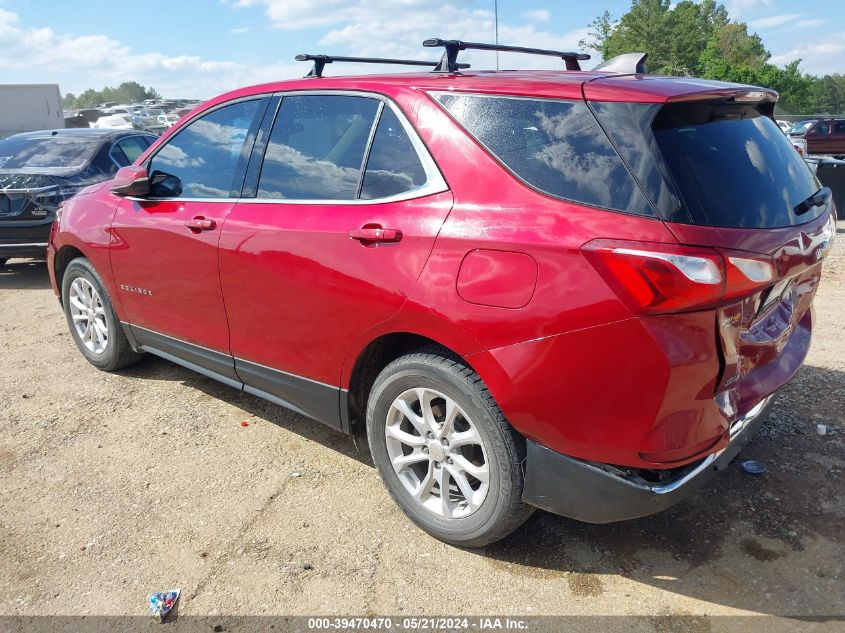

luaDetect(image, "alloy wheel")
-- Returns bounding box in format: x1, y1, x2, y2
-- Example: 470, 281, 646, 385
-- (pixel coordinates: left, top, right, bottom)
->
68, 277, 109, 355
385, 387, 490, 519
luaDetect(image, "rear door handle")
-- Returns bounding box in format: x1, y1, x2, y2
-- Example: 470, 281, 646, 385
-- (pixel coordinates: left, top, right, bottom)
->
348, 226, 403, 244
185, 216, 216, 232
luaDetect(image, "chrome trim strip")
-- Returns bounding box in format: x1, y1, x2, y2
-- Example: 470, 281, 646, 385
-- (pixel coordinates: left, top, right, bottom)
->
650, 396, 773, 495
0, 242, 48, 248
0, 185, 58, 194
135, 89, 448, 206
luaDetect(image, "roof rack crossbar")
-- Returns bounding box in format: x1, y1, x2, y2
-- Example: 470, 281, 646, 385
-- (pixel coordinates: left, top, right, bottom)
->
423, 38, 590, 73
295, 53, 470, 78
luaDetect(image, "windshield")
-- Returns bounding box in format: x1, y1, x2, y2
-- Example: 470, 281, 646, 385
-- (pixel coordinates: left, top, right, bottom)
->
652, 104, 820, 228
0, 136, 99, 170
788, 120, 815, 135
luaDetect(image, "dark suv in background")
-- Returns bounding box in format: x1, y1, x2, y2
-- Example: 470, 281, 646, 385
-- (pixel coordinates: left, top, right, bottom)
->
0, 128, 156, 266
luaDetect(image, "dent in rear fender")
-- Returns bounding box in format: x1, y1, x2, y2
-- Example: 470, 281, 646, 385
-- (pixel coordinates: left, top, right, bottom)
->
468, 312, 729, 469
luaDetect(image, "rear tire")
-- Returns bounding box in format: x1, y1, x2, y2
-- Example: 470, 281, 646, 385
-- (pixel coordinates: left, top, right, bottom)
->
366, 351, 533, 547
61, 257, 143, 371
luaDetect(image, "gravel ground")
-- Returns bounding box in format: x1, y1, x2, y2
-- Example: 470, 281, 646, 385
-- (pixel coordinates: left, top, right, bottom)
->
1, 223, 843, 627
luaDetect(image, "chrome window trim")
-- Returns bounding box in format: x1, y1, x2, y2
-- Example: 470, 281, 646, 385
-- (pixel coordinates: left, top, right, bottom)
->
140, 89, 448, 206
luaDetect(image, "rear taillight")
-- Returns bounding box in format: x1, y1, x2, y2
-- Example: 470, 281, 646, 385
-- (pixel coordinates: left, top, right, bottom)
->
582, 239, 775, 315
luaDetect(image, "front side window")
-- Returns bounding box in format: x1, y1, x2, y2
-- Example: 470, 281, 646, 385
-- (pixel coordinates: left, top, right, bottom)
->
257, 95, 379, 200
148, 99, 262, 198
809, 121, 830, 136
434, 93, 654, 216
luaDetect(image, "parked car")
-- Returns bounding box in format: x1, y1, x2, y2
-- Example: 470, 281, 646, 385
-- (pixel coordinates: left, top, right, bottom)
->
47, 42, 837, 546
0, 129, 156, 265
156, 113, 181, 129
789, 118, 845, 157
129, 108, 168, 133
776, 119, 791, 132
91, 113, 134, 130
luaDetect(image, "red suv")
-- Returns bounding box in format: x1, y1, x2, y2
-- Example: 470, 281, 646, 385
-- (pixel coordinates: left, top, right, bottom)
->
48, 41, 836, 547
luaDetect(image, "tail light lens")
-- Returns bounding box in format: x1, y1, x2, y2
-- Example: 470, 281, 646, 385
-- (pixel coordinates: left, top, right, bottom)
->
582, 239, 775, 315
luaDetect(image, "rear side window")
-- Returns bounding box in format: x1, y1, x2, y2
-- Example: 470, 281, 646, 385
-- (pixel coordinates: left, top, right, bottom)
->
650, 103, 821, 228
434, 93, 654, 216
148, 99, 263, 198
110, 136, 150, 167
360, 108, 426, 200
258, 95, 379, 200
833, 121, 845, 134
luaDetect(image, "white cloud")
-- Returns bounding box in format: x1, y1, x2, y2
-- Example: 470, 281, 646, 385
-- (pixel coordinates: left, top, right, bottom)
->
750, 13, 830, 30
1, 2, 600, 99
523, 9, 551, 23
0, 8, 301, 97
770, 34, 845, 76
239, 0, 592, 71
749, 13, 800, 29
725, 0, 772, 16
794, 18, 828, 28
229, 26, 252, 34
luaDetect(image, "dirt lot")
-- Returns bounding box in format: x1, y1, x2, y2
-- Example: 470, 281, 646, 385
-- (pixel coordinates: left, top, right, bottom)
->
1, 224, 843, 627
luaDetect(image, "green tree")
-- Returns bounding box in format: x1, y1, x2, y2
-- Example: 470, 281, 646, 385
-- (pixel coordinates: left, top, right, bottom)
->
63, 83, 161, 109
583, 0, 845, 115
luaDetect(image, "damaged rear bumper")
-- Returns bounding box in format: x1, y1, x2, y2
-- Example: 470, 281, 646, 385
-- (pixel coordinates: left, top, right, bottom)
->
522, 395, 774, 523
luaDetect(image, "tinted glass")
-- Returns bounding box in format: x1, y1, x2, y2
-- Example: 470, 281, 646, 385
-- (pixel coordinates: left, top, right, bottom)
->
360, 108, 426, 200
652, 103, 820, 228
0, 136, 99, 170
833, 121, 845, 134
435, 94, 654, 216
590, 101, 682, 219
258, 95, 379, 200
809, 122, 830, 136
111, 136, 149, 167
148, 99, 262, 198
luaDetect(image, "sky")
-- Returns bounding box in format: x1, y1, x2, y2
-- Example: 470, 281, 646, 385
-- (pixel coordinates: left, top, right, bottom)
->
0, 0, 843, 99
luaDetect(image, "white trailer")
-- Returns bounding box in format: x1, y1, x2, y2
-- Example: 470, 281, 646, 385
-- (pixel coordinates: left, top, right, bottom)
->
0, 84, 64, 139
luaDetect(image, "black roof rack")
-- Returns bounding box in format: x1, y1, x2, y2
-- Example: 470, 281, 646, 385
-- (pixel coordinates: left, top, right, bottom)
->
423, 38, 591, 73
295, 53, 471, 78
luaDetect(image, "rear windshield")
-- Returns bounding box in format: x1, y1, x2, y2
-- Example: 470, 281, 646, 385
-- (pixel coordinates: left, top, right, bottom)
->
651, 104, 820, 228
0, 136, 98, 170
434, 93, 655, 217
594, 101, 823, 228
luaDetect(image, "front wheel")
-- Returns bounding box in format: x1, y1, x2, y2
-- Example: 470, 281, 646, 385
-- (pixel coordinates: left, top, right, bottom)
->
61, 257, 143, 371
366, 352, 533, 547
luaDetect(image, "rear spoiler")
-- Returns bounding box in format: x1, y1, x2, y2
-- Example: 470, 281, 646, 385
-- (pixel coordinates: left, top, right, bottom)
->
584, 76, 779, 106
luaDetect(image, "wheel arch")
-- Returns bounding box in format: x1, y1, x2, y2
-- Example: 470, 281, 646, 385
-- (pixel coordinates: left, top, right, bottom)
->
53, 244, 88, 306
345, 331, 478, 435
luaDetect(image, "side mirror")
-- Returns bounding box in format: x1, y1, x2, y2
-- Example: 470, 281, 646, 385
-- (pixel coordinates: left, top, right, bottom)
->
111, 166, 150, 197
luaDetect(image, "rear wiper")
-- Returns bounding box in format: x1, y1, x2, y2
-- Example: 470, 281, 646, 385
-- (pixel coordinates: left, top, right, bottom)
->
794, 187, 831, 215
